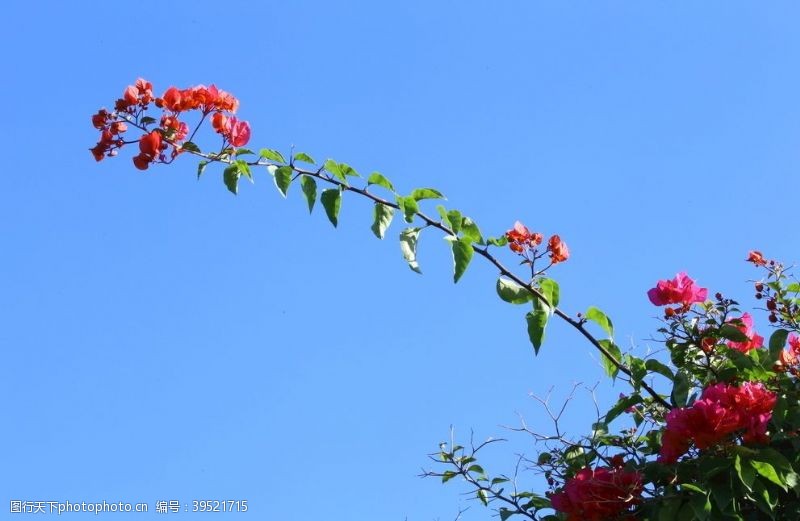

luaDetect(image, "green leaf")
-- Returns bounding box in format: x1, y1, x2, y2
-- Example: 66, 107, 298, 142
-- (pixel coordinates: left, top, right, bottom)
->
339, 162, 360, 177
461, 217, 484, 244
320, 188, 342, 227
499, 508, 514, 521
273, 165, 293, 197
487, 235, 509, 247
751, 460, 785, 490
182, 141, 201, 153
234, 147, 254, 156
441, 470, 457, 483
324, 159, 347, 182
293, 152, 316, 164
367, 172, 395, 193
411, 187, 445, 201
645, 359, 674, 381
720, 323, 749, 343
399, 228, 422, 274
671, 370, 691, 407
786, 282, 800, 293
451, 237, 473, 283
370, 203, 394, 239
233, 161, 251, 183
604, 393, 642, 424
599, 339, 622, 379
140, 116, 157, 126
585, 306, 614, 338
300, 176, 317, 213
467, 464, 485, 475
223, 165, 239, 195
259, 148, 286, 163
446, 210, 462, 234
526, 309, 548, 355
477, 489, 488, 506
538, 278, 560, 309
496, 278, 534, 305
197, 160, 208, 179
769, 329, 790, 358
398, 196, 419, 223
735, 454, 756, 491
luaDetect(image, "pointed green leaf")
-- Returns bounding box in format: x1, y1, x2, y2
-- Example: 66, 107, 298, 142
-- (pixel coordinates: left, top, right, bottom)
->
769, 329, 789, 358
182, 141, 201, 153
235, 159, 252, 182
645, 359, 674, 381
399, 228, 422, 274
719, 323, 749, 343
461, 217, 483, 244
446, 210, 462, 234
477, 489, 488, 506
259, 148, 286, 163
487, 235, 509, 247
604, 393, 642, 424
735, 454, 756, 491
367, 172, 395, 193
234, 148, 254, 156
320, 188, 342, 227
274, 165, 293, 197
293, 152, 316, 164
496, 278, 534, 305
441, 470, 457, 483
223, 165, 239, 195
599, 339, 622, 379
140, 116, 157, 126
751, 460, 785, 490
586, 306, 614, 338
411, 187, 445, 201
370, 203, 394, 239
538, 278, 560, 309
451, 237, 473, 283
324, 159, 347, 182
526, 309, 548, 354
671, 370, 691, 407
398, 196, 419, 223
197, 160, 208, 179
300, 176, 317, 213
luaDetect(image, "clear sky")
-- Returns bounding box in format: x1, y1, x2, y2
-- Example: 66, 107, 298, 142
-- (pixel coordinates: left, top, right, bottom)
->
2, 1, 799, 519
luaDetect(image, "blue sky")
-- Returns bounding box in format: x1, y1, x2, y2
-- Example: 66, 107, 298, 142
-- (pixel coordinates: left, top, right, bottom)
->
2, 1, 799, 519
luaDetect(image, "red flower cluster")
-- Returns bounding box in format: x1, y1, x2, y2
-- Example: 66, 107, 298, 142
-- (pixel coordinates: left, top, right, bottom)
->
725, 313, 764, 353
647, 272, 707, 310
550, 463, 643, 521
506, 221, 542, 253
90, 79, 250, 170
505, 222, 569, 264
156, 84, 239, 114
115, 78, 154, 112
659, 382, 776, 463
211, 113, 251, 148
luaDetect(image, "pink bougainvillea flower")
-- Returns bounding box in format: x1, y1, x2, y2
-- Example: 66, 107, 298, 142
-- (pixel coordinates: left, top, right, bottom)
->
226, 117, 251, 147
547, 235, 569, 264
658, 382, 776, 463
647, 272, 708, 307
550, 465, 642, 521
725, 313, 764, 353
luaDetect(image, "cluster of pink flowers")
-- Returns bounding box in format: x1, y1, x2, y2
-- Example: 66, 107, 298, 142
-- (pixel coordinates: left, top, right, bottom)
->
550, 462, 643, 521
647, 272, 708, 312
505, 221, 569, 264
90, 79, 250, 170
659, 382, 776, 463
